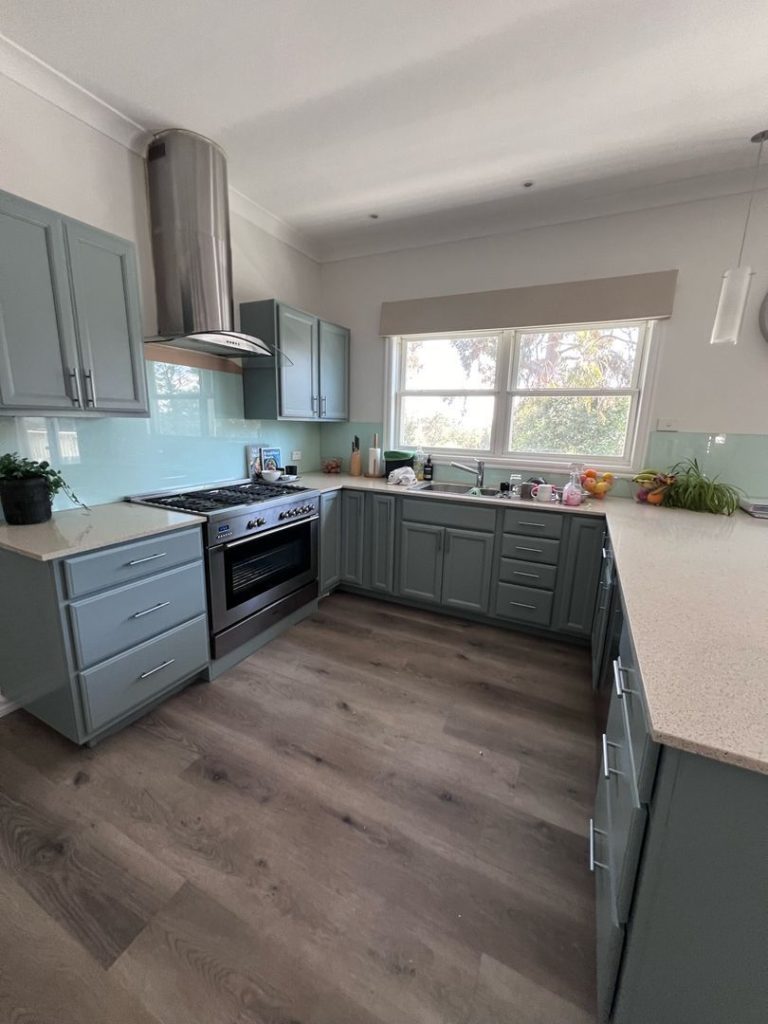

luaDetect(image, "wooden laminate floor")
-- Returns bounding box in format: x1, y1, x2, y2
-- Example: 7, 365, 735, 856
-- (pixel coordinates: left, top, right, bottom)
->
0, 592, 599, 1024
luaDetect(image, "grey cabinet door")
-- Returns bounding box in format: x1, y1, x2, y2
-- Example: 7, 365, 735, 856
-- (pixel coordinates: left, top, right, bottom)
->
277, 304, 317, 419
318, 320, 349, 421
369, 493, 396, 593
553, 516, 604, 636
341, 490, 366, 586
397, 521, 443, 604
319, 490, 342, 593
594, 771, 626, 1023
0, 191, 81, 411
64, 219, 148, 414
441, 528, 494, 614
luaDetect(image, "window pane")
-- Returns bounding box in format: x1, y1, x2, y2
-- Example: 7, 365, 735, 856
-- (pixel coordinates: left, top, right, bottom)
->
401, 395, 494, 450
515, 326, 640, 389
508, 395, 632, 457
404, 336, 498, 390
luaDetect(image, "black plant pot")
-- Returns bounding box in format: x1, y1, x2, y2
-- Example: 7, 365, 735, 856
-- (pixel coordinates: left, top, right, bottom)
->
0, 476, 53, 525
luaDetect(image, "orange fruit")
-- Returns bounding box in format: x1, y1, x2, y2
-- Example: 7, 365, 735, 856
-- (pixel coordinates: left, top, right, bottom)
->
646, 490, 664, 505
584, 469, 598, 479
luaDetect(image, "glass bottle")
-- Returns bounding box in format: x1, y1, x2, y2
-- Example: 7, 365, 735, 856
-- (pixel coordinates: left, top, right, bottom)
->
562, 463, 585, 506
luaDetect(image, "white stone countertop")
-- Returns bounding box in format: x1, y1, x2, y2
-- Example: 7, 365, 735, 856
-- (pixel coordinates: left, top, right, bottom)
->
0, 502, 204, 561
305, 473, 768, 774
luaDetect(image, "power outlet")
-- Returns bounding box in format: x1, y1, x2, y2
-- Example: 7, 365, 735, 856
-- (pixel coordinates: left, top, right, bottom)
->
656, 418, 678, 432
291, 450, 302, 461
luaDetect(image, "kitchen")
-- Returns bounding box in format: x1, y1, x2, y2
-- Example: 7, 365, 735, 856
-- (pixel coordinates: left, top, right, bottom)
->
0, 3, 767, 1022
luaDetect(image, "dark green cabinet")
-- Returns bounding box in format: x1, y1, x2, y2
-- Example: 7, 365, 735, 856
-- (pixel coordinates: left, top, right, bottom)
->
441, 528, 494, 614
341, 490, 366, 587
319, 490, 342, 594
369, 494, 396, 593
554, 516, 605, 636
397, 521, 444, 604
0, 189, 148, 417
241, 300, 349, 422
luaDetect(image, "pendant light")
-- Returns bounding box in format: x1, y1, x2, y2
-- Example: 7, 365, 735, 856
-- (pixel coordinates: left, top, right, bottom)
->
710, 130, 768, 345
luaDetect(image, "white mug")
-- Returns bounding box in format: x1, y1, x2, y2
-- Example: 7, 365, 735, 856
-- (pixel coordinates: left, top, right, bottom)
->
532, 483, 554, 503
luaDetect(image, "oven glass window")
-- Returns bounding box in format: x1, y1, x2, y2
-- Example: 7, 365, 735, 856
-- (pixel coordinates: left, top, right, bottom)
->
224, 521, 312, 609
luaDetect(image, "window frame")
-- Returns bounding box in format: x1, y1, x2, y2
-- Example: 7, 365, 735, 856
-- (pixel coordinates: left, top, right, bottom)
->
387, 319, 659, 472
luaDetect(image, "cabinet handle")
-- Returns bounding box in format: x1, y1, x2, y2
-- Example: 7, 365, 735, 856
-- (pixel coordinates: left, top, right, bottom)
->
67, 368, 83, 407
613, 657, 638, 698
508, 600, 536, 610
132, 600, 171, 619
515, 545, 542, 554
597, 582, 610, 612
82, 369, 96, 407
589, 818, 609, 872
512, 570, 539, 579
602, 733, 623, 779
321, 395, 327, 416
127, 552, 166, 566
518, 521, 546, 528
139, 658, 175, 680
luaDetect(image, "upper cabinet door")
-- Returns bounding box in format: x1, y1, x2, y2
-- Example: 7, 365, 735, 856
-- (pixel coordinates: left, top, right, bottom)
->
277, 304, 317, 419
0, 192, 81, 411
64, 220, 148, 415
318, 320, 349, 421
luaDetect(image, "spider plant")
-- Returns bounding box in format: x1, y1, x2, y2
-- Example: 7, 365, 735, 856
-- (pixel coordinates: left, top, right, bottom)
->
662, 458, 740, 516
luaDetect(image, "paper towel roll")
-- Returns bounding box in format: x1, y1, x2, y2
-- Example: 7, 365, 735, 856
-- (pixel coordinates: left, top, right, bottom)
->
368, 447, 381, 477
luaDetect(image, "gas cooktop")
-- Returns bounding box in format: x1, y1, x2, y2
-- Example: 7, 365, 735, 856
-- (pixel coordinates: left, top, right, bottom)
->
129, 480, 311, 516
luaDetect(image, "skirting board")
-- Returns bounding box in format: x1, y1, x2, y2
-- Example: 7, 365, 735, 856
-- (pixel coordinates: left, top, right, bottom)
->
0, 698, 19, 719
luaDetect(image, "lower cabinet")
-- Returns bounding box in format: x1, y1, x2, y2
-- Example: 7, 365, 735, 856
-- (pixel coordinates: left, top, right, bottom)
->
369, 493, 396, 593
398, 521, 444, 604
442, 528, 494, 614
341, 490, 366, 586
554, 516, 605, 636
319, 490, 342, 593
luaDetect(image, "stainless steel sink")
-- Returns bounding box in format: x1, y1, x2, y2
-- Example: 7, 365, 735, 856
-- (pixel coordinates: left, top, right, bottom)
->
410, 482, 502, 498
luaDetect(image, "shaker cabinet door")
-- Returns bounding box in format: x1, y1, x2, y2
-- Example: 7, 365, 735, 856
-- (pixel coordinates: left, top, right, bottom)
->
277, 304, 317, 419
64, 219, 148, 414
441, 528, 494, 614
0, 191, 80, 411
554, 516, 604, 636
369, 493, 396, 593
397, 521, 443, 605
318, 320, 349, 421
319, 490, 343, 593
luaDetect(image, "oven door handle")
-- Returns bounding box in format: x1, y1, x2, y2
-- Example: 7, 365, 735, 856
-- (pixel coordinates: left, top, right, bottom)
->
220, 515, 319, 550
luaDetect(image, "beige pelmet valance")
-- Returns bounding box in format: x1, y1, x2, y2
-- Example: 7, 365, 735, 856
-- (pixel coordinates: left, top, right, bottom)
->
379, 270, 678, 336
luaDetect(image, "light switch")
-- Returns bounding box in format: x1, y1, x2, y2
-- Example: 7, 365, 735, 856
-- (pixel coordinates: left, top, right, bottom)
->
291, 450, 302, 461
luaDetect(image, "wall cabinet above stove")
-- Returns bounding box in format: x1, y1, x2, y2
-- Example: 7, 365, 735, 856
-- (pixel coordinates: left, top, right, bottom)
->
0, 189, 149, 417
241, 299, 349, 422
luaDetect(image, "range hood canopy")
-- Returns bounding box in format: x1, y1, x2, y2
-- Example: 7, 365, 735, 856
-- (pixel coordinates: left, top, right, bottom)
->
145, 129, 286, 362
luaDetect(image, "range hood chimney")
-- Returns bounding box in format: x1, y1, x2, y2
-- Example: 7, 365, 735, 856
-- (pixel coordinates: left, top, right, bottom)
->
146, 129, 277, 359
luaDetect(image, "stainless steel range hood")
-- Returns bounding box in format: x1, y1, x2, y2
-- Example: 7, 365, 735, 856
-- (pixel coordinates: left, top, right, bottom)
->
145, 129, 282, 360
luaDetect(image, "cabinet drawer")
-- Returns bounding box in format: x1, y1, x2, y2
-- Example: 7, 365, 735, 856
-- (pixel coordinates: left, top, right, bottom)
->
69, 561, 207, 668
80, 614, 209, 732
503, 507, 563, 539
400, 497, 496, 532
64, 527, 203, 598
616, 622, 660, 804
495, 582, 553, 626
604, 693, 648, 923
501, 533, 560, 565
498, 557, 557, 591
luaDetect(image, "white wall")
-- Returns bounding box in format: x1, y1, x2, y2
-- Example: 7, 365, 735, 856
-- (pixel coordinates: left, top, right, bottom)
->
320, 191, 768, 435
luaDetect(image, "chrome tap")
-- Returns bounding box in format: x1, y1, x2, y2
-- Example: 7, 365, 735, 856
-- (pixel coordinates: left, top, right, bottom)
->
450, 459, 485, 488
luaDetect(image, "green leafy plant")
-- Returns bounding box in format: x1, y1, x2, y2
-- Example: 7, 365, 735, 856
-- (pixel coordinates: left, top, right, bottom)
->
0, 452, 87, 508
662, 458, 740, 516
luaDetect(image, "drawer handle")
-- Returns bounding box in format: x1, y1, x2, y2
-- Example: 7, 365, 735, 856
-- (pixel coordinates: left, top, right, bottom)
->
508, 600, 537, 610
132, 600, 171, 619
589, 818, 609, 872
602, 733, 623, 779
513, 570, 540, 579
127, 552, 166, 566
613, 657, 638, 697
139, 658, 176, 680
515, 546, 542, 554
597, 582, 610, 612
518, 521, 546, 528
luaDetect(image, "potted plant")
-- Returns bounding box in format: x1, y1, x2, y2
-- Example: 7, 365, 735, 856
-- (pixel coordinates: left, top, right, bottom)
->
0, 453, 85, 525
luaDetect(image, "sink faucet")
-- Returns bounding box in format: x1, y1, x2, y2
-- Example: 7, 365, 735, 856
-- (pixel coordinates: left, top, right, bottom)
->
450, 459, 485, 488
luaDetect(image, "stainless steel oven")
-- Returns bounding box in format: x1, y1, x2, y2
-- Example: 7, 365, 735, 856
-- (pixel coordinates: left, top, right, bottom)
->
207, 515, 318, 658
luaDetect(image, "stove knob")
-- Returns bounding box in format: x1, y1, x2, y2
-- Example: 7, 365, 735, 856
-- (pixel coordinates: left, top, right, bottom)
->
247, 519, 258, 529
258, 517, 266, 526
279, 511, 288, 520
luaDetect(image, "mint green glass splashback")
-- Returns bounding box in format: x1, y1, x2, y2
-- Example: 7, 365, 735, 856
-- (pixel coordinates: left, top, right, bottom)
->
645, 432, 768, 497
0, 361, 321, 510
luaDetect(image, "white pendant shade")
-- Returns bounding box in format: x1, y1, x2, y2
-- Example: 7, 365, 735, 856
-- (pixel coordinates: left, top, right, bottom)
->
710, 266, 754, 345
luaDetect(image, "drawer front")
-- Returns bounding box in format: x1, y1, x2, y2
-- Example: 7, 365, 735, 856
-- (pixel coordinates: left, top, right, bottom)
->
400, 497, 496, 532
80, 614, 209, 732
616, 624, 660, 803
498, 557, 557, 591
69, 561, 207, 668
64, 527, 203, 598
503, 507, 564, 539
604, 693, 648, 923
495, 582, 553, 626
501, 533, 560, 565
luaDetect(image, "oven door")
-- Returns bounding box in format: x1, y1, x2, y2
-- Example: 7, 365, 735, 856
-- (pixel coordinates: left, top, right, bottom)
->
207, 517, 318, 634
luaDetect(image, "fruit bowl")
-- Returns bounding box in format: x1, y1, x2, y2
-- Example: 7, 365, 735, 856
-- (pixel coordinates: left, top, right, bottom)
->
580, 468, 615, 500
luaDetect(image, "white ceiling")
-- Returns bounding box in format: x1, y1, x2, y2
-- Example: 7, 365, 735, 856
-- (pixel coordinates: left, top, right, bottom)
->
1, 0, 768, 260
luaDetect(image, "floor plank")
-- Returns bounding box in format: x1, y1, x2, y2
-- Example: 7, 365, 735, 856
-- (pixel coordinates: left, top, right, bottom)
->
0, 592, 598, 1022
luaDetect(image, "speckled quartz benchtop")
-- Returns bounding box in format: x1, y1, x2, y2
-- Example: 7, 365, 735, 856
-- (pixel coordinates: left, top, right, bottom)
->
306, 474, 768, 774
0, 502, 204, 561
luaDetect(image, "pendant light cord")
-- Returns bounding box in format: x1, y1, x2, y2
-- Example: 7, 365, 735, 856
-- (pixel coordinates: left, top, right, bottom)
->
737, 136, 765, 267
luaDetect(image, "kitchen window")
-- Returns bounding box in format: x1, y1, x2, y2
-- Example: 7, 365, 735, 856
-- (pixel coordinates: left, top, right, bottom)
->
389, 320, 656, 471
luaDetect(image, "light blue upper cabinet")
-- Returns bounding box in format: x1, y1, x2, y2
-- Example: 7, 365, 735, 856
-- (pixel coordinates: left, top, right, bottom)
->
0, 191, 81, 411
318, 320, 349, 421
64, 219, 148, 414
241, 299, 350, 422
0, 188, 148, 417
